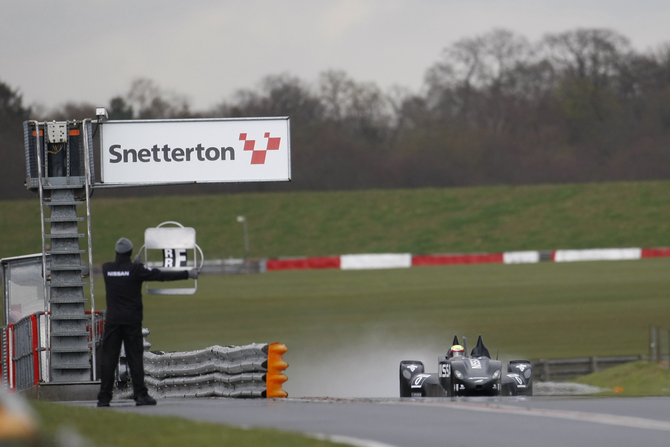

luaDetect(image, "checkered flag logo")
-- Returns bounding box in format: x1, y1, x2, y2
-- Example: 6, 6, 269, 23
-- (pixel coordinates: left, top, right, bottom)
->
239, 132, 281, 165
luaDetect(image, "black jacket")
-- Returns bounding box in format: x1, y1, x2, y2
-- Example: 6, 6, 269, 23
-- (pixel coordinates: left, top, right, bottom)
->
102, 253, 189, 325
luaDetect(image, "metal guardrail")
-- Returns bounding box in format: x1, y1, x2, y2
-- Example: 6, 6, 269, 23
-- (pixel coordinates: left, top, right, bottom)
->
532, 326, 669, 381
116, 342, 288, 399
199, 259, 266, 275
92, 259, 266, 276
143, 344, 269, 378
531, 355, 647, 381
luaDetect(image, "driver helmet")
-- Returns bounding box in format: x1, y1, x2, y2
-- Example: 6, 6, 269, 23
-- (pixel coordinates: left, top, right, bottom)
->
449, 345, 465, 358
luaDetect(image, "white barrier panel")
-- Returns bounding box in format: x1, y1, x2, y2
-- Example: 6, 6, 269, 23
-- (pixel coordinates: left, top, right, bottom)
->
340, 254, 412, 270
503, 251, 540, 264
100, 117, 291, 186
554, 248, 642, 262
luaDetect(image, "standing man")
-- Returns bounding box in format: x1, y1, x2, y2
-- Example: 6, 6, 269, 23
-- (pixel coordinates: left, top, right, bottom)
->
97, 237, 198, 407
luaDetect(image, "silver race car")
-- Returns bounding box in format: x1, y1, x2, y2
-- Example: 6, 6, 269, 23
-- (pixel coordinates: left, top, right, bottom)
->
399, 335, 532, 397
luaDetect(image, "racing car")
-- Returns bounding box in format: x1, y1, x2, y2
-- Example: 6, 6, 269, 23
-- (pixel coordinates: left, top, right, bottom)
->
399, 335, 532, 397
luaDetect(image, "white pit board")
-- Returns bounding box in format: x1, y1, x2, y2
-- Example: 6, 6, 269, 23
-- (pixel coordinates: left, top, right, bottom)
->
99, 117, 290, 186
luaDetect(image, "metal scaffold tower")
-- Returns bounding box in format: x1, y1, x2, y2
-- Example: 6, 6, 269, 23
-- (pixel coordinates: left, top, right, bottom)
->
24, 120, 97, 382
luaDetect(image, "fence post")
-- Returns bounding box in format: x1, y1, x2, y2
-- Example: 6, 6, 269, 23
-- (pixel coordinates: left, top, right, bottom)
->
590, 356, 597, 373
660, 328, 669, 369
650, 326, 658, 363
542, 360, 550, 381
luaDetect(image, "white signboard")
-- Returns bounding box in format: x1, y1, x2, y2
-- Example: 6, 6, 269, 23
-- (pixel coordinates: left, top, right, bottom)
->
99, 117, 290, 186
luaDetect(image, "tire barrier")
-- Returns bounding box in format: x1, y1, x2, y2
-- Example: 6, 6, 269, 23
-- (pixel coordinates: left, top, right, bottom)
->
116, 342, 288, 399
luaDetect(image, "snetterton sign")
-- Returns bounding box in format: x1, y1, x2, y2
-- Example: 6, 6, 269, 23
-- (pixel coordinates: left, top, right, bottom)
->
99, 117, 290, 186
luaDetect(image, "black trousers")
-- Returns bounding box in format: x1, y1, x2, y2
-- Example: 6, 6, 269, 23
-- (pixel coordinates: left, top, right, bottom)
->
97, 322, 148, 403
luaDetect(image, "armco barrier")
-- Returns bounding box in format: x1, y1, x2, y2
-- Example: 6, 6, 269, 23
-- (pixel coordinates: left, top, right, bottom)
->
264, 246, 670, 272
553, 248, 642, 262
641, 248, 670, 258
412, 253, 503, 266
90, 246, 670, 274
266, 256, 340, 271
341, 253, 412, 270
532, 355, 645, 381
117, 343, 288, 399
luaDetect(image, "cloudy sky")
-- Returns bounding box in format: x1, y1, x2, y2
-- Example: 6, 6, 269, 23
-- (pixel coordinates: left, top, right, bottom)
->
2, 0, 669, 112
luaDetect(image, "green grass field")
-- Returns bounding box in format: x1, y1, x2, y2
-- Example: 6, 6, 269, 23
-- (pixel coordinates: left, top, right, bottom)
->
2, 181, 670, 264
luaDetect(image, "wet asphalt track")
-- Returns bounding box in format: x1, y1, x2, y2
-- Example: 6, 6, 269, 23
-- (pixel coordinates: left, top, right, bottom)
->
78, 396, 670, 447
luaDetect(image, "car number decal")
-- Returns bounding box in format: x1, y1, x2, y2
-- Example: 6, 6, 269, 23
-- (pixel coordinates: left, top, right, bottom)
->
439, 364, 451, 378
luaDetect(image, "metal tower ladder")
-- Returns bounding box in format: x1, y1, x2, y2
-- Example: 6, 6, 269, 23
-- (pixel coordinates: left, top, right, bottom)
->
28, 120, 97, 383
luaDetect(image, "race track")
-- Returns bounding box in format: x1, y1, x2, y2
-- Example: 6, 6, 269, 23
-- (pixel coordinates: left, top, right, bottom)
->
82, 396, 670, 447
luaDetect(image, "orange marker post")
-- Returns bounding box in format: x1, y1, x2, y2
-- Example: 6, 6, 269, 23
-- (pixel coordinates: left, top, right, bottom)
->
266, 342, 288, 398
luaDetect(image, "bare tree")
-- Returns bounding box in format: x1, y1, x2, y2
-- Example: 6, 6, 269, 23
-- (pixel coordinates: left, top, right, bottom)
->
318, 70, 354, 121
42, 102, 97, 121
126, 78, 192, 119
541, 29, 631, 89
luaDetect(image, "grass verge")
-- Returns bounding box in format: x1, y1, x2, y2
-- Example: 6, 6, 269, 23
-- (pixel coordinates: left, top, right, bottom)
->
30, 401, 345, 447
574, 361, 670, 396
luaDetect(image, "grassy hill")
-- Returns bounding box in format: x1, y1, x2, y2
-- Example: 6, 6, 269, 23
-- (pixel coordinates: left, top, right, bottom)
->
1, 180, 670, 264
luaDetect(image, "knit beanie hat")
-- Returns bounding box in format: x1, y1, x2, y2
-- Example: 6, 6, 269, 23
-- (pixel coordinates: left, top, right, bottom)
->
115, 237, 133, 254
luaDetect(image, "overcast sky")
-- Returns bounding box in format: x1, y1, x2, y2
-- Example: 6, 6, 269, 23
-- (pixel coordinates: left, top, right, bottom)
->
2, 0, 669, 112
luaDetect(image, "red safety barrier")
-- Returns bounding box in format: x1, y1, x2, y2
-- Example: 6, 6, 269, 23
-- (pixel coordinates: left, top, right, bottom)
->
262, 246, 670, 272
641, 248, 670, 258
267, 256, 341, 271
0, 327, 9, 391
85, 310, 106, 344
30, 315, 40, 386
412, 253, 504, 266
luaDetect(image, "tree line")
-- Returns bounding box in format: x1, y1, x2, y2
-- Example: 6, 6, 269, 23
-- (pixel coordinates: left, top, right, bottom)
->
2, 28, 670, 199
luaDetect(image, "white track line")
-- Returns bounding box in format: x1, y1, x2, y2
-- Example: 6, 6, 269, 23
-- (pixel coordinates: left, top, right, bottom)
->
311, 433, 399, 447
392, 400, 670, 432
